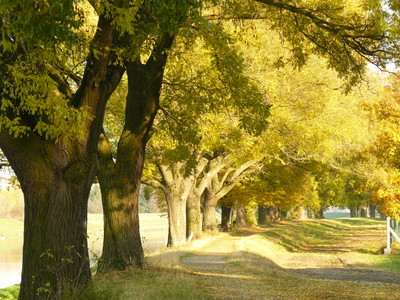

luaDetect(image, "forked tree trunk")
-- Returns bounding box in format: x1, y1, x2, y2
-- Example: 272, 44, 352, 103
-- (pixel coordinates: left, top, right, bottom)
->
150, 164, 194, 247
97, 33, 174, 270
186, 193, 202, 240
165, 188, 187, 247
258, 205, 268, 225
221, 206, 232, 232
377, 209, 386, 219
201, 159, 257, 231
296, 206, 307, 220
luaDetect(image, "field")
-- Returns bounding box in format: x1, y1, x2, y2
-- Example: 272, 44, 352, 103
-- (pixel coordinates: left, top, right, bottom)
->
2, 218, 400, 299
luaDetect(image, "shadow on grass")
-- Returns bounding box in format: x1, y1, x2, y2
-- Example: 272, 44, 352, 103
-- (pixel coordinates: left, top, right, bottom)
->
154, 249, 400, 299
175, 250, 400, 284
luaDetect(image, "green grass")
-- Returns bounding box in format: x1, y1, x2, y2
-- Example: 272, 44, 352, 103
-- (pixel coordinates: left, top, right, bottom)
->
263, 218, 385, 252
90, 267, 209, 300
0, 285, 19, 300
0, 267, 209, 300
2, 218, 399, 299
260, 218, 400, 274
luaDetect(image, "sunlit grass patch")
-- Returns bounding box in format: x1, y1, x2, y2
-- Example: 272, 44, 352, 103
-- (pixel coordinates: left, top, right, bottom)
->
0, 284, 19, 300
262, 218, 386, 253
262, 220, 345, 251
341, 251, 400, 274
87, 267, 209, 300
0, 265, 209, 300
337, 218, 385, 227
250, 218, 400, 275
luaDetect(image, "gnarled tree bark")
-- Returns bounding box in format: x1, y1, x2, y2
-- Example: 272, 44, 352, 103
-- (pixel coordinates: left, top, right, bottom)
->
0, 13, 123, 299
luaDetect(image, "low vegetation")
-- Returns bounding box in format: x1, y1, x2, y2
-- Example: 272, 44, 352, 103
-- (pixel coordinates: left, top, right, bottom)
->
2, 218, 400, 299
0, 285, 19, 300
262, 218, 387, 254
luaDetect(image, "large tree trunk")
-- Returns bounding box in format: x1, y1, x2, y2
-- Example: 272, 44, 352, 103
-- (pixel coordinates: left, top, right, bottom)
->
295, 206, 307, 220
267, 207, 277, 223
97, 135, 145, 271
221, 206, 232, 232
350, 205, 360, 217
0, 13, 121, 299
203, 187, 218, 231
360, 207, 368, 218
235, 207, 247, 228
6, 140, 95, 299
165, 188, 187, 247
152, 164, 194, 247
315, 207, 325, 219
201, 158, 257, 231
258, 205, 268, 225
377, 209, 386, 219
186, 193, 202, 240
369, 204, 377, 218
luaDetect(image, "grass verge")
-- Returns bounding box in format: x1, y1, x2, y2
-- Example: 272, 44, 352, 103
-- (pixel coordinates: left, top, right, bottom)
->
262, 218, 386, 253
0, 285, 19, 300
0, 266, 209, 300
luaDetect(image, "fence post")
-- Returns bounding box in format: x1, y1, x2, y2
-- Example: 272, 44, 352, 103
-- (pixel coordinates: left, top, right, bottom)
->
384, 216, 392, 255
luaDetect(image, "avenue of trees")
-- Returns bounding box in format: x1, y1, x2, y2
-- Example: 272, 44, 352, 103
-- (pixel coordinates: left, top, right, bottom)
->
1, 0, 400, 299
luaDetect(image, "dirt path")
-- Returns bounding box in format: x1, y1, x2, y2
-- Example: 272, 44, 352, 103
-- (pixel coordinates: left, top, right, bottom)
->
181, 236, 270, 299
180, 231, 400, 299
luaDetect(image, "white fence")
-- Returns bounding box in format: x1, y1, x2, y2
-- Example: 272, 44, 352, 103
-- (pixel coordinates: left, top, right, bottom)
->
384, 216, 400, 254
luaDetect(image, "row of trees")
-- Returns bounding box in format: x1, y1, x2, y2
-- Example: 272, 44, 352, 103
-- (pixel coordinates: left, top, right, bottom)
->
1, 0, 399, 299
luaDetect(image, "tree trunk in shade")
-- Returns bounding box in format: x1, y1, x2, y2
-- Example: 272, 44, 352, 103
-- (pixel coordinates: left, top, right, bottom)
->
235, 207, 247, 228
221, 206, 232, 232
258, 205, 268, 225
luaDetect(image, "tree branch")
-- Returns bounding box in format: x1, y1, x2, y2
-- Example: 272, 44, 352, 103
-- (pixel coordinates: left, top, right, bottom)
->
141, 178, 165, 191
214, 160, 259, 200
97, 130, 116, 172
255, 0, 387, 59
43, 63, 73, 99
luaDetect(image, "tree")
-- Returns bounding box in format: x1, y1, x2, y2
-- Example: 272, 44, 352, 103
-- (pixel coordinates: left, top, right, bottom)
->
0, 0, 395, 297
142, 0, 392, 241
97, 0, 394, 255
202, 156, 260, 230
96, 29, 175, 271
141, 20, 269, 244
362, 73, 400, 218
0, 2, 129, 297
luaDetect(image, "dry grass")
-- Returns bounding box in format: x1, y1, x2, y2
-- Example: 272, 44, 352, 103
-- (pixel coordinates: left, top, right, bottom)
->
3, 218, 400, 299
143, 218, 400, 299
